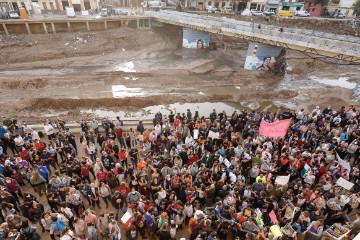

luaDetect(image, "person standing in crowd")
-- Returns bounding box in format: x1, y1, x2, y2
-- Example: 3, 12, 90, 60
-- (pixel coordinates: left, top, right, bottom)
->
0, 106, 359, 240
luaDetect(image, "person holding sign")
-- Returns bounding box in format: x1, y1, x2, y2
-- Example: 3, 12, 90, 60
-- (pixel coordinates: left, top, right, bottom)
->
303, 219, 324, 240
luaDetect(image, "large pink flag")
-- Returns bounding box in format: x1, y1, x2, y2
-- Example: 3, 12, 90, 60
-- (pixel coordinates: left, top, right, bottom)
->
259, 119, 292, 137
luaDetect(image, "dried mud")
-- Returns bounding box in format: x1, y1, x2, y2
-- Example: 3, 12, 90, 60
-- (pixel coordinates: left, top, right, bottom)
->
0, 25, 359, 124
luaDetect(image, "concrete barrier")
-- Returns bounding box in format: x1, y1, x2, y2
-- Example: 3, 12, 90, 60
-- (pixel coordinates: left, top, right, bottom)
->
0, 16, 152, 35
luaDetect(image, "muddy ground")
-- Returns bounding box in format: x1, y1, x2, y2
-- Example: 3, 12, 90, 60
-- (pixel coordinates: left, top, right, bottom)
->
0, 25, 359, 124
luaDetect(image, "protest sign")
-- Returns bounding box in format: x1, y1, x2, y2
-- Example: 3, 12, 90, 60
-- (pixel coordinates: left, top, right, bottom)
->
255, 216, 264, 228
121, 211, 133, 231
304, 164, 311, 172
193, 129, 199, 139
324, 223, 350, 240
275, 175, 290, 185
336, 177, 354, 190
270, 225, 283, 238
269, 210, 278, 224
255, 208, 262, 216
208, 130, 219, 139
336, 153, 351, 170
259, 119, 292, 137
281, 223, 296, 237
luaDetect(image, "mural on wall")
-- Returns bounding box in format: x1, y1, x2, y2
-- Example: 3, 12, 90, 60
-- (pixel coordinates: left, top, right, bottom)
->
244, 43, 283, 71
182, 28, 210, 49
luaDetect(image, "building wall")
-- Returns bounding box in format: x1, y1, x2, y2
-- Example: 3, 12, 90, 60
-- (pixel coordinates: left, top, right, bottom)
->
247, 0, 266, 10
327, 0, 355, 15
304, 1, 322, 16
206, 0, 231, 8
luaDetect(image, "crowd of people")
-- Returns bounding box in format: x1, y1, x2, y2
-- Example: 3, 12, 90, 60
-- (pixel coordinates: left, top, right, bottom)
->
0, 105, 359, 240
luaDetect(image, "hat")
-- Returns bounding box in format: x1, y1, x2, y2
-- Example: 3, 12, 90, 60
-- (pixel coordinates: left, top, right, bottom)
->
114, 191, 120, 196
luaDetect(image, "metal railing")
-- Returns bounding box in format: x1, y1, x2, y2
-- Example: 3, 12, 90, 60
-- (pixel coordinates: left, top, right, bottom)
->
147, 10, 360, 58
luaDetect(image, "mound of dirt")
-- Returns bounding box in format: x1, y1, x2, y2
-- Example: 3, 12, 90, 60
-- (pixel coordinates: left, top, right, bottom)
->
0, 26, 180, 65
1, 78, 48, 89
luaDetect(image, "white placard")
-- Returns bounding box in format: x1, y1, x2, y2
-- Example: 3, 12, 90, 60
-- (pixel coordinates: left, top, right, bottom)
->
255, 208, 262, 216
121, 211, 132, 223
208, 130, 219, 139
223, 158, 231, 168
336, 177, 354, 190
193, 129, 199, 139
304, 164, 311, 171
275, 175, 290, 185
336, 153, 351, 170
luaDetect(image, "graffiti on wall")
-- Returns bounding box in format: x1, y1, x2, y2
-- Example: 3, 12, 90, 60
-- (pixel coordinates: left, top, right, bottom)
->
244, 43, 283, 71
182, 28, 210, 49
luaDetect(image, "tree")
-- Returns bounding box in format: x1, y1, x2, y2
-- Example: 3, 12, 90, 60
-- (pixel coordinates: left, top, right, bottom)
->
354, 0, 360, 16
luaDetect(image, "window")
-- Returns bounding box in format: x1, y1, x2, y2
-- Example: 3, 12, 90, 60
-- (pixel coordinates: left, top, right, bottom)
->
250, 3, 257, 9
208, 1, 211, 6
222, 2, 225, 7
312, 8, 315, 11
308, 2, 311, 7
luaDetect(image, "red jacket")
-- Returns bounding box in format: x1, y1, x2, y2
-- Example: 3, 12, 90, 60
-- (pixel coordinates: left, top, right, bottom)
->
35, 141, 45, 152
5, 179, 20, 193
20, 149, 30, 161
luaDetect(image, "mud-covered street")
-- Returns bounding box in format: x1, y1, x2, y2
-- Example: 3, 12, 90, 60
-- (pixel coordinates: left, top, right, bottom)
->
0, 25, 359, 123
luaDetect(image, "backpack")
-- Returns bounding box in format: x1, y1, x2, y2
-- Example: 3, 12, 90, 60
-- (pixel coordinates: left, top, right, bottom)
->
20, 228, 34, 240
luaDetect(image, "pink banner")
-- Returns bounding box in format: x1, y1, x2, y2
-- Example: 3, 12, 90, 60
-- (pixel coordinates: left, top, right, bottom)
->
269, 210, 278, 224
259, 119, 291, 137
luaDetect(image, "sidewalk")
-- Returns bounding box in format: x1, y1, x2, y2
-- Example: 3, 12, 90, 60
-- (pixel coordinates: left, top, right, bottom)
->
29, 12, 100, 20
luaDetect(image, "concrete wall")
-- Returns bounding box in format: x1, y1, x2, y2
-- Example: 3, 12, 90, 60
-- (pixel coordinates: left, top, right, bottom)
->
0, 17, 151, 35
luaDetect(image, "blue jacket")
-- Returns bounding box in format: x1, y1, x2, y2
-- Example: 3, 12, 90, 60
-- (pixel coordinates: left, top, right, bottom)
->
340, 132, 349, 143
0, 127, 7, 138
37, 166, 49, 179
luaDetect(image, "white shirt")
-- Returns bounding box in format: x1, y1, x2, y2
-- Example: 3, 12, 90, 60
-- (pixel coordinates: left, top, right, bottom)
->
155, 124, 162, 136
31, 130, 40, 141
14, 136, 25, 146
44, 124, 55, 135
61, 207, 74, 219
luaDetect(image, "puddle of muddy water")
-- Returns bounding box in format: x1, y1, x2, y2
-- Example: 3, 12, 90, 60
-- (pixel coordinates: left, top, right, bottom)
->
66, 85, 144, 99
113, 61, 136, 72
111, 85, 144, 97
278, 73, 357, 90
309, 76, 356, 89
